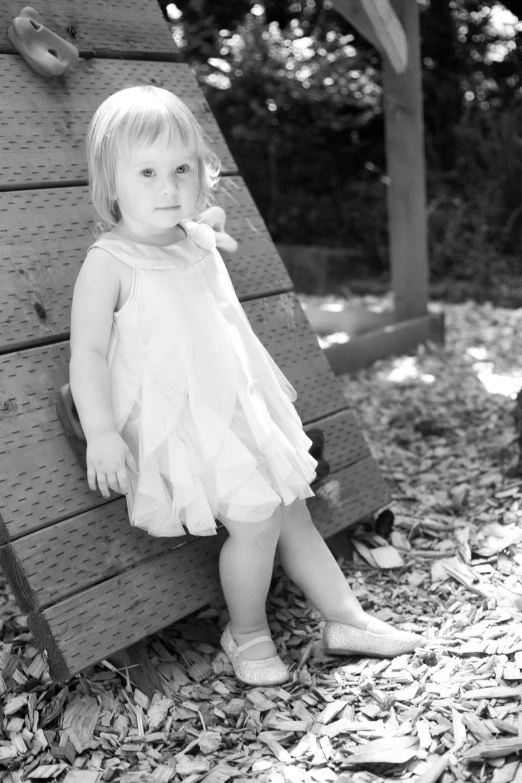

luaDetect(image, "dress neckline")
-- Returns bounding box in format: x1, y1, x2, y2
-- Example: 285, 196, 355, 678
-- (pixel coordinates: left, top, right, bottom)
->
104, 220, 190, 250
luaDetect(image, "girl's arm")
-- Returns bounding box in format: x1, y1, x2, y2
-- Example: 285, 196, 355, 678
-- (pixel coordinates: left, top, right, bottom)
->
69, 248, 120, 438
70, 248, 137, 499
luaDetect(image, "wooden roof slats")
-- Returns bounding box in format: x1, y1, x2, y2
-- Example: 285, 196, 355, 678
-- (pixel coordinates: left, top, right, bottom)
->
0, 179, 292, 352
0, 59, 236, 187
0, 407, 376, 614
1, 0, 174, 56
26, 455, 388, 683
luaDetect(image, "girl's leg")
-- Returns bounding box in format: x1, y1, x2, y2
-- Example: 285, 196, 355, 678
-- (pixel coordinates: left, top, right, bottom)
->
218, 508, 283, 660
276, 499, 399, 634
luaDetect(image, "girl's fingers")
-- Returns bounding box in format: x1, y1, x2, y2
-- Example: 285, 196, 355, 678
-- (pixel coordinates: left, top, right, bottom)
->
97, 473, 110, 498
116, 466, 129, 495
126, 451, 138, 474
105, 472, 121, 497
87, 467, 97, 492
88, 456, 137, 497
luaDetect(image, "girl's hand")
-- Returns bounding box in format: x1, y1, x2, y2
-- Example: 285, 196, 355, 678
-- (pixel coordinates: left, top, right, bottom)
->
86, 430, 138, 498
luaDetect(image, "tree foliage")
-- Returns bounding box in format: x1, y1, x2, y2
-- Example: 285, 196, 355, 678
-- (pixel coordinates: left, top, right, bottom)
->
158, 0, 522, 290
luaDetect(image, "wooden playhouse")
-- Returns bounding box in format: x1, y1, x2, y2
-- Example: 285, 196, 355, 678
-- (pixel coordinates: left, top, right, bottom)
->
0, 0, 410, 696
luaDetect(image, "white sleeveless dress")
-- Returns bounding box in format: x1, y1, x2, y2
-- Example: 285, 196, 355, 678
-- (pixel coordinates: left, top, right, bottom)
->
89, 219, 317, 538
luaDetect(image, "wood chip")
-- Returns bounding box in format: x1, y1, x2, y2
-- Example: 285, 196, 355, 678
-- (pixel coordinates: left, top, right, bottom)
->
25, 766, 69, 779
492, 762, 520, 783
370, 545, 405, 568
62, 772, 103, 783
463, 738, 522, 760
176, 755, 211, 776
247, 689, 277, 711
465, 686, 521, 700
415, 752, 451, 783
343, 736, 419, 765
316, 699, 348, 724
258, 731, 292, 762
62, 696, 102, 754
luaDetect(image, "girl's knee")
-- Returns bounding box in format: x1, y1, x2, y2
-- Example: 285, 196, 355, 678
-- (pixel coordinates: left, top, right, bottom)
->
221, 509, 282, 549
284, 498, 313, 528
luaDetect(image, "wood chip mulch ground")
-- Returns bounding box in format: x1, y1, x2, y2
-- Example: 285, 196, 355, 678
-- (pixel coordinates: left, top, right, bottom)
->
1, 299, 522, 783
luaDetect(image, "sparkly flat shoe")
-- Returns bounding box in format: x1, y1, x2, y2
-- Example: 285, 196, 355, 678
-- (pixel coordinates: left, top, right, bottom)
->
220, 624, 290, 686
323, 618, 426, 658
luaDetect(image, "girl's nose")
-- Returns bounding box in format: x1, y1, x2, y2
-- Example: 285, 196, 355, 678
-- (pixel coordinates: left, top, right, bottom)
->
161, 173, 179, 194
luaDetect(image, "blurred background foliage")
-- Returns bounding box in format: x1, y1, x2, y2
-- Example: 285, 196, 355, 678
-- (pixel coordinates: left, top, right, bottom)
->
157, 0, 522, 303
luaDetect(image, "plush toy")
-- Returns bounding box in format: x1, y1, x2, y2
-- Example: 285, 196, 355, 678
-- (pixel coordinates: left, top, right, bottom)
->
8, 6, 79, 78
200, 206, 239, 253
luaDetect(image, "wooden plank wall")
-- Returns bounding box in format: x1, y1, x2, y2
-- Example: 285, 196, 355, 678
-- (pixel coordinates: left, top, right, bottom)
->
0, 0, 390, 683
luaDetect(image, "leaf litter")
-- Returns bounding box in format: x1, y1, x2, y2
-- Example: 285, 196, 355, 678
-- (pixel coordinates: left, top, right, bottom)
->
1, 299, 522, 782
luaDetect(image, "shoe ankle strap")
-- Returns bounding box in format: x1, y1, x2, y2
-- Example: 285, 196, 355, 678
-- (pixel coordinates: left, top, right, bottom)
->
236, 635, 272, 653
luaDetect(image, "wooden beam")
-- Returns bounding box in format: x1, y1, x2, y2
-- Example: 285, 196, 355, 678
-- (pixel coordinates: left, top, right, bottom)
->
382, 0, 429, 321
323, 312, 445, 376
332, 0, 407, 73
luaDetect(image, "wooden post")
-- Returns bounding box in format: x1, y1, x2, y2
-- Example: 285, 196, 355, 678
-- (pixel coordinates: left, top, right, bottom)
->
331, 0, 407, 73
382, 0, 429, 321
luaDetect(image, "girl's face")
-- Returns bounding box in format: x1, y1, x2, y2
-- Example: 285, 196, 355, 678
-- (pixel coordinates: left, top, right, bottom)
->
113, 130, 200, 240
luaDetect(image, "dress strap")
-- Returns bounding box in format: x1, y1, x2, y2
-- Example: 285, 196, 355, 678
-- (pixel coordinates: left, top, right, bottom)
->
87, 236, 138, 268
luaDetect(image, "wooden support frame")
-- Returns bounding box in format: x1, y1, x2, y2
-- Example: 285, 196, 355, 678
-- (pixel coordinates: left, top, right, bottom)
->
324, 311, 444, 376
322, 0, 442, 375
382, 0, 430, 322
332, 0, 408, 73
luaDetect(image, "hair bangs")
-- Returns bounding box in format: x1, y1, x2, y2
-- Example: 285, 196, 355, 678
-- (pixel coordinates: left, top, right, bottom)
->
113, 99, 198, 159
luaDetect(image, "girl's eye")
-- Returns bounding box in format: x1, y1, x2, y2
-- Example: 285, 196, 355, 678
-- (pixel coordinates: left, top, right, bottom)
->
176, 164, 189, 174
141, 168, 154, 178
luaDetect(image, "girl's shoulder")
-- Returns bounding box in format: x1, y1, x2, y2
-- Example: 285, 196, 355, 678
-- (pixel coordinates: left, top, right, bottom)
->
82, 239, 122, 273
76, 236, 131, 297
87, 231, 142, 270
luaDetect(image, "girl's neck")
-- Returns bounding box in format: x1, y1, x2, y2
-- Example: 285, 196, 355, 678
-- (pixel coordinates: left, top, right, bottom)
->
110, 221, 188, 247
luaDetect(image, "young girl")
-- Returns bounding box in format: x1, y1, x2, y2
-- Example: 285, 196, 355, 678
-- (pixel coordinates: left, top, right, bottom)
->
70, 85, 425, 687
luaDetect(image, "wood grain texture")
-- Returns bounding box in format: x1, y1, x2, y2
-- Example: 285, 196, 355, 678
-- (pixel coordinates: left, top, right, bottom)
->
0, 300, 348, 542
382, 0, 429, 321
0, 407, 371, 613
26, 457, 389, 682
0, 178, 293, 352
0, 58, 235, 188
332, 0, 407, 72
1, 0, 174, 55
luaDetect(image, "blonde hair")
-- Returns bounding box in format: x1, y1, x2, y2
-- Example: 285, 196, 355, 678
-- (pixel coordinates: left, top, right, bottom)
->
86, 85, 220, 233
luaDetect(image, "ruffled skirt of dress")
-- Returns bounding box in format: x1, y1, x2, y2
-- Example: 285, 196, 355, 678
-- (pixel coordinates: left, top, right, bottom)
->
111, 247, 318, 538
121, 381, 318, 538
